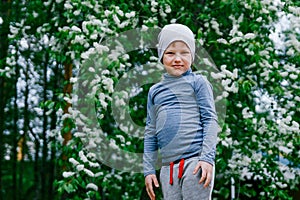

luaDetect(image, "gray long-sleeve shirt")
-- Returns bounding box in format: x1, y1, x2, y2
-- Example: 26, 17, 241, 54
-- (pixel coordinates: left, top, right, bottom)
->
143, 69, 219, 177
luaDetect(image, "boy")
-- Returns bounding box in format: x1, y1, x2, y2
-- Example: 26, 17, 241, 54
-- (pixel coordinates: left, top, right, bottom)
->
143, 24, 218, 200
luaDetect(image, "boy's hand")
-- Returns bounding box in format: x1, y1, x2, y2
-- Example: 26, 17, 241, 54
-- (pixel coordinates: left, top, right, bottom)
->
145, 174, 159, 200
193, 161, 213, 188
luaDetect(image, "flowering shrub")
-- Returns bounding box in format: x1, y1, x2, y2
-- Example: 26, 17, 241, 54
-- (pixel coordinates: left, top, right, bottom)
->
4, 0, 299, 199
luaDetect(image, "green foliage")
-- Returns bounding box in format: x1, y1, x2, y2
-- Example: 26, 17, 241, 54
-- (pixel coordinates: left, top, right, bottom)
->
1, 0, 300, 199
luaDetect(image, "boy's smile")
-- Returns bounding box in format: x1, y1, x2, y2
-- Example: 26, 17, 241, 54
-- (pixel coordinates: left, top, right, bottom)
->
162, 41, 192, 77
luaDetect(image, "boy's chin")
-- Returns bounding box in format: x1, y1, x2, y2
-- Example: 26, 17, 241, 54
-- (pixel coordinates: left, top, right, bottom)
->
168, 71, 185, 77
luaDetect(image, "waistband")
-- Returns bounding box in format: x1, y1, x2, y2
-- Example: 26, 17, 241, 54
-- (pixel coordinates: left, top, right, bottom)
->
162, 153, 199, 166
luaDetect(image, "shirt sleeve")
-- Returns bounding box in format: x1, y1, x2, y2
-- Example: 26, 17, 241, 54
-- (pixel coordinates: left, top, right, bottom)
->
143, 88, 158, 177
194, 75, 219, 165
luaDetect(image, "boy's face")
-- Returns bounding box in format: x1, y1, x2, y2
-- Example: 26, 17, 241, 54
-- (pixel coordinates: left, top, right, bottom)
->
162, 41, 192, 77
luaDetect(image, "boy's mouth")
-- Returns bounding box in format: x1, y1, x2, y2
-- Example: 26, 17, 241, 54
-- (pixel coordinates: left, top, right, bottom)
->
172, 65, 183, 68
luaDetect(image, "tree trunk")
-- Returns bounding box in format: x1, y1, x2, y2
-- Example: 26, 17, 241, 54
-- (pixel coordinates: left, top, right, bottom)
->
0, 0, 12, 199
0, 69, 5, 200
48, 62, 60, 200
12, 58, 20, 200
33, 133, 40, 200
40, 50, 50, 200
62, 63, 72, 160
19, 62, 30, 199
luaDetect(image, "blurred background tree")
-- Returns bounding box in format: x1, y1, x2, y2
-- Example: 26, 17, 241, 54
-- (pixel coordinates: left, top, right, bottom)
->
0, 0, 299, 199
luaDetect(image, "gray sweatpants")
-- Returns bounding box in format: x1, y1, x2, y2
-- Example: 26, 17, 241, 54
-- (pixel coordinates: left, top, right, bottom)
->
160, 157, 214, 200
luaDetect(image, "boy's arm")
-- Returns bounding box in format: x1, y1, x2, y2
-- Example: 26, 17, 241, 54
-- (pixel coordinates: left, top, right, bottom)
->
194, 75, 219, 166
143, 91, 158, 177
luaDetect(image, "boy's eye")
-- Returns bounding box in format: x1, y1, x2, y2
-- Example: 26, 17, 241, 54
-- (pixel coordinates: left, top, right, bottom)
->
165, 52, 174, 54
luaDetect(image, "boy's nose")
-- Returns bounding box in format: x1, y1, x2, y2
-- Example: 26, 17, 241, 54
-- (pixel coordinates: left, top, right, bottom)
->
174, 54, 182, 61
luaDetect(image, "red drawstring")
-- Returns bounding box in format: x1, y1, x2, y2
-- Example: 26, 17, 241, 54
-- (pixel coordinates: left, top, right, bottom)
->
169, 162, 174, 185
169, 159, 185, 185
178, 159, 184, 179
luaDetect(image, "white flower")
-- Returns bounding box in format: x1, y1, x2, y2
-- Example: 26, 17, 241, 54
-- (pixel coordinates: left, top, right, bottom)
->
84, 169, 95, 177
149, 56, 158, 61
0, 17, 3, 25
114, 97, 126, 107
71, 25, 81, 32
245, 48, 254, 55
81, 48, 95, 59
165, 5, 171, 13
259, 50, 269, 57
87, 152, 96, 159
70, 77, 78, 83
141, 25, 148, 31
289, 73, 298, 80
20, 38, 29, 50
221, 137, 232, 147
151, 7, 157, 12
288, 6, 300, 15
72, 35, 85, 45
125, 11, 135, 18
283, 170, 295, 180
74, 10, 81, 16
46, 109, 53, 116
203, 58, 213, 66
33, 11, 39, 18
280, 71, 288, 77
241, 167, 253, 180
276, 182, 288, 189
86, 183, 98, 191
89, 161, 100, 168
273, 61, 279, 68
256, 17, 262, 22
112, 14, 120, 25
221, 79, 232, 87
63, 96, 72, 104
242, 107, 254, 119
88, 67, 95, 73
211, 20, 223, 35
229, 37, 242, 44
95, 172, 104, 177
244, 3, 251, 9
74, 132, 85, 137
102, 77, 114, 93
116, 9, 124, 17
222, 91, 229, 98
104, 10, 112, 17
232, 68, 238, 79
170, 19, 176, 23
34, 107, 43, 115
286, 48, 295, 56
118, 21, 129, 29
76, 164, 85, 171
79, 151, 88, 163
279, 146, 292, 154
217, 38, 228, 44
220, 65, 234, 78
151, 0, 158, 7
244, 33, 256, 39
69, 158, 80, 166
292, 121, 299, 130
62, 171, 75, 178
211, 72, 226, 79
64, 2, 73, 9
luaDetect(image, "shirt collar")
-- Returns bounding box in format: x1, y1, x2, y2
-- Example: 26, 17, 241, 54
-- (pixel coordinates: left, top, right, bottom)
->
163, 68, 192, 79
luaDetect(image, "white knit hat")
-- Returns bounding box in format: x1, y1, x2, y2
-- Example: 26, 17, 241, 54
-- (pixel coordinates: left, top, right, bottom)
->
157, 24, 195, 63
